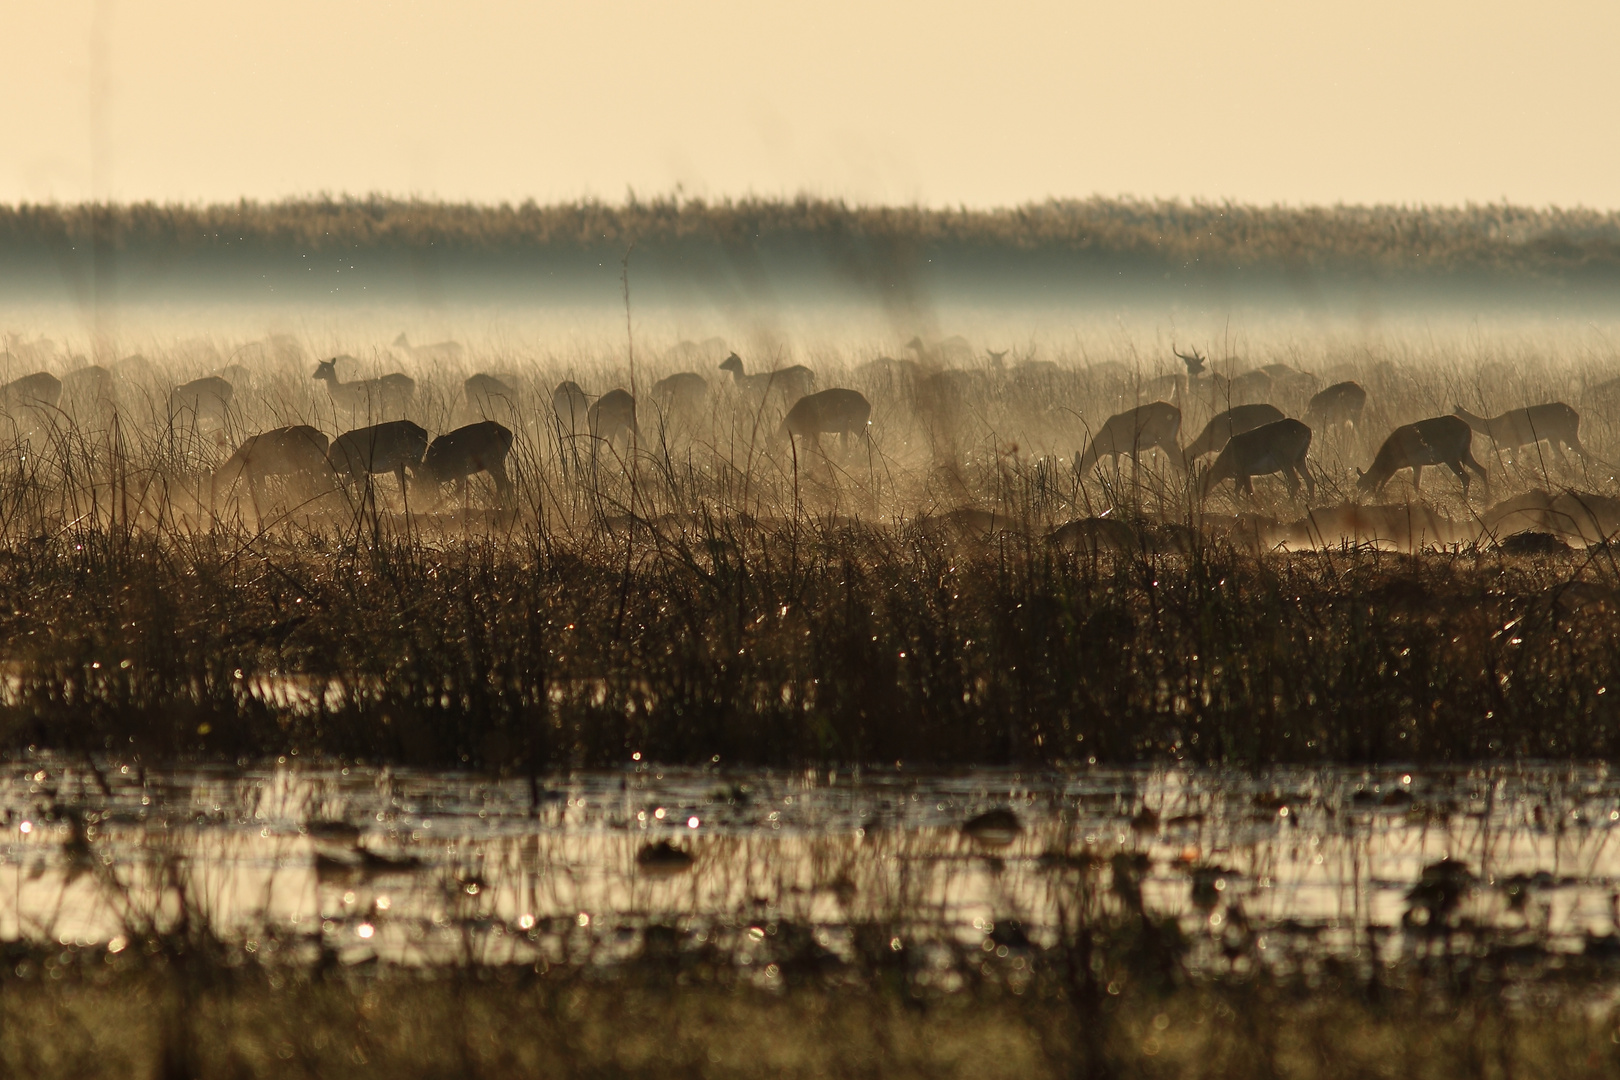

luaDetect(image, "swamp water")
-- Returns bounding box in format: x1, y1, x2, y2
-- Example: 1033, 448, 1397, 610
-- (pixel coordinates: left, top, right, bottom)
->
1, 759, 1618, 988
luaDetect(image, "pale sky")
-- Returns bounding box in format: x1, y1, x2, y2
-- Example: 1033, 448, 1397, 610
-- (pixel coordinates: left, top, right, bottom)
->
2, 0, 1617, 209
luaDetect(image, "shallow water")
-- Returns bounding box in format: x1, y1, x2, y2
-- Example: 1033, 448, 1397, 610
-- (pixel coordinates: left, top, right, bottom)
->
1, 757, 1616, 977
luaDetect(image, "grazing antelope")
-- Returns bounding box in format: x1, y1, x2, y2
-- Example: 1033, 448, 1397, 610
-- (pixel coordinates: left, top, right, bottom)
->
59, 365, 118, 424
1452, 403, 1587, 465
1357, 415, 1488, 498
1074, 402, 1183, 478
212, 425, 335, 522
1049, 516, 1138, 555
718, 353, 816, 405
415, 421, 515, 506
588, 389, 638, 447
552, 381, 590, 435
652, 372, 708, 417
1183, 404, 1286, 461
0, 371, 62, 411
313, 358, 416, 417
328, 420, 429, 499
464, 373, 518, 419
777, 388, 871, 451
168, 376, 233, 428
1305, 381, 1367, 429
392, 333, 463, 362
1172, 346, 1272, 406
1202, 418, 1314, 498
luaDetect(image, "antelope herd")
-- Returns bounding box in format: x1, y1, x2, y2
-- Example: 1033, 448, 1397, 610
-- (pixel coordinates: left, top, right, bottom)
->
0, 329, 1616, 551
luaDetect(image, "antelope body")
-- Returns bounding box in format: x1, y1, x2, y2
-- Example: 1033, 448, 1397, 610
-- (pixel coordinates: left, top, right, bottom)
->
778, 388, 871, 449
213, 425, 334, 520
464, 373, 517, 418
328, 420, 429, 498
1049, 516, 1138, 555
718, 353, 816, 404
1202, 418, 1314, 498
588, 389, 638, 446
313, 358, 416, 416
1074, 402, 1183, 477
417, 421, 515, 506
0, 371, 61, 410
1357, 415, 1488, 497
169, 376, 233, 427
1452, 403, 1586, 464
392, 333, 463, 362
652, 372, 709, 416
552, 381, 590, 435
1183, 404, 1286, 461
1305, 381, 1367, 429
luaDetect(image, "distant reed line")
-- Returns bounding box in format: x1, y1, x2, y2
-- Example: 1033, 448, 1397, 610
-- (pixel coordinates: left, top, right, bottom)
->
3, 196, 1620, 277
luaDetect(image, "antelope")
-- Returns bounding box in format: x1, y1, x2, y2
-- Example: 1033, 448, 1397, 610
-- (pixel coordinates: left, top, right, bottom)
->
464, 373, 518, 418
718, 353, 816, 405
552, 381, 590, 435
904, 335, 974, 366
652, 372, 709, 417
1305, 381, 1367, 429
1049, 516, 1138, 555
1074, 402, 1183, 478
313, 357, 416, 417
212, 425, 335, 522
168, 376, 233, 427
1452, 403, 1587, 465
0, 371, 62, 410
392, 333, 464, 362
415, 421, 515, 506
1202, 418, 1314, 498
1172, 346, 1271, 406
327, 420, 429, 499
588, 389, 638, 447
1357, 415, 1488, 498
777, 388, 871, 451
1182, 404, 1286, 461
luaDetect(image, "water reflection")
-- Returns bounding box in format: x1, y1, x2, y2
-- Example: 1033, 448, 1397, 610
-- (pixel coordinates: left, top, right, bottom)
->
0, 759, 1616, 977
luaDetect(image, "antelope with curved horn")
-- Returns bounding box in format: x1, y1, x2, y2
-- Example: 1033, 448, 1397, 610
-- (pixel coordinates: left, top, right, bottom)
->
1182, 403, 1286, 462
313, 357, 415, 418
1452, 403, 1587, 465
328, 420, 429, 500
1357, 415, 1488, 498
1074, 402, 1183, 478
414, 421, 515, 507
1202, 418, 1314, 498
777, 388, 872, 451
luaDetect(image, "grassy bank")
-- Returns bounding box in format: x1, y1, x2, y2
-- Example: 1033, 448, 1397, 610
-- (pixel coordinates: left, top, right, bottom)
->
2, 517, 1616, 770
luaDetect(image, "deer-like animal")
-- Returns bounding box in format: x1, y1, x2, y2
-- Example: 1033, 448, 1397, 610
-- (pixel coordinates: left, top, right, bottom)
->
718, 353, 816, 405
392, 333, 464, 362
1202, 418, 1314, 498
1074, 402, 1183, 478
1305, 381, 1367, 429
1172, 346, 1271, 406
1452, 403, 1587, 465
1182, 404, 1286, 461
415, 421, 515, 507
0, 371, 61, 410
777, 388, 871, 451
313, 358, 416, 417
1357, 415, 1488, 498
652, 372, 708, 418
464, 373, 518, 419
169, 376, 233, 428
551, 381, 590, 436
328, 420, 429, 499
588, 389, 638, 448
212, 425, 335, 523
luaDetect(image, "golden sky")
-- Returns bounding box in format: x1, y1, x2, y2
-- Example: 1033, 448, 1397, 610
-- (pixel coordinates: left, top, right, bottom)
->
2, 0, 1616, 208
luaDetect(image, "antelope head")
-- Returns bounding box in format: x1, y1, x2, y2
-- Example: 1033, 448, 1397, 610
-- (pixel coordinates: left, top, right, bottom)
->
1172, 345, 1207, 377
